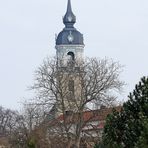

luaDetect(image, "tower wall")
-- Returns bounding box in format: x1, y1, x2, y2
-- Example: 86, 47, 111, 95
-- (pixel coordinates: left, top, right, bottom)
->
56, 45, 84, 67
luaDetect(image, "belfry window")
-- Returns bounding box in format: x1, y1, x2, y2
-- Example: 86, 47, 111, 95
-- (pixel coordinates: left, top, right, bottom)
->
67, 52, 75, 67
67, 52, 75, 61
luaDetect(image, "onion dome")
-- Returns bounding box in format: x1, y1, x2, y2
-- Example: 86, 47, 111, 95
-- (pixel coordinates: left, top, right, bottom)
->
63, 0, 76, 28
56, 0, 84, 45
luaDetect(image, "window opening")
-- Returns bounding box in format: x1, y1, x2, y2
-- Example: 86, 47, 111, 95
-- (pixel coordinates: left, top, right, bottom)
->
67, 52, 75, 67
69, 80, 74, 92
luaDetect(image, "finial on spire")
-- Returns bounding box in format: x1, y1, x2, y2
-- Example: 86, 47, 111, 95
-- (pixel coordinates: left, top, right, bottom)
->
67, 0, 72, 12
63, 0, 76, 28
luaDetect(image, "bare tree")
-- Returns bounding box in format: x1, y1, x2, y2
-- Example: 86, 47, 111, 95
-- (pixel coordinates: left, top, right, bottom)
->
31, 57, 124, 148
0, 106, 28, 147
0, 106, 21, 137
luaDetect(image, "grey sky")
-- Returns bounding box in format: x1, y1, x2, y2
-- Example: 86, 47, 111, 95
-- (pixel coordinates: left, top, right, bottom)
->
0, 0, 148, 110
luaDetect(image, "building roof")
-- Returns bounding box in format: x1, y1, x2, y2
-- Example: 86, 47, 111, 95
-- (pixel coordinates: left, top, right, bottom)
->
49, 106, 122, 130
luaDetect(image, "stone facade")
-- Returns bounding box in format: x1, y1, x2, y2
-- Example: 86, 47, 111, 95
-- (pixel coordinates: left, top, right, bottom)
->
55, 0, 85, 115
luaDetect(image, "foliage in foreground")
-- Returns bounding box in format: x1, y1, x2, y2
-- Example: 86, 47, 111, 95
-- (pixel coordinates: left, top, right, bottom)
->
102, 76, 148, 148
135, 118, 148, 148
32, 57, 124, 148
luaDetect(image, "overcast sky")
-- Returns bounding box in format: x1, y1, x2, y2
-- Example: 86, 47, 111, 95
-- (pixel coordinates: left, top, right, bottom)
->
0, 0, 148, 110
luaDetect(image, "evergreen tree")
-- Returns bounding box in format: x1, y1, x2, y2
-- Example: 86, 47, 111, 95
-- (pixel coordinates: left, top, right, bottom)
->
94, 142, 106, 148
102, 76, 148, 148
135, 118, 148, 148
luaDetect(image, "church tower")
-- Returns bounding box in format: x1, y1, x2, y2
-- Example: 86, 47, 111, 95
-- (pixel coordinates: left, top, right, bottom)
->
55, 0, 84, 114
56, 0, 84, 68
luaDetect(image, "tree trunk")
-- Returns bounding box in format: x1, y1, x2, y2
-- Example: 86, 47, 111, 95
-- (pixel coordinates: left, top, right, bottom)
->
67, 137, 72, 148
74, 137, 80, 148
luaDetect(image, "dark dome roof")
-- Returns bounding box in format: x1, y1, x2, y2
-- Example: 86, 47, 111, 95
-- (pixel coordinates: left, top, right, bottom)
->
56, 0, 84, 46
56, 28, 84, 45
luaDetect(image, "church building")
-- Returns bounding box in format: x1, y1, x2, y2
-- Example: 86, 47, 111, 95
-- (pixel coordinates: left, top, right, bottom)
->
46, 0, 121, 147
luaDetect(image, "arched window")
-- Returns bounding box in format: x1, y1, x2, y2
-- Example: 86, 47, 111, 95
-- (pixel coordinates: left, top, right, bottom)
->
67, 52, 75, 67
67, 52, 75, 61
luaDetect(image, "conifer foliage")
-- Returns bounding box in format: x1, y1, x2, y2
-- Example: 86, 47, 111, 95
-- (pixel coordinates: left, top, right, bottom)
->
102, 76, 148, 148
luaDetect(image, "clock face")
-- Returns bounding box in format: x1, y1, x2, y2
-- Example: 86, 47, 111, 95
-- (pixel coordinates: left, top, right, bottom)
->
68, 15, 73, 22
67, 34, 74, 42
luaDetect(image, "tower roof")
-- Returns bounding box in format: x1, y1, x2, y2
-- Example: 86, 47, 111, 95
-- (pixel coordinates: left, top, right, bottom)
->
56, 0, 84, 45
63, 0, 76, 28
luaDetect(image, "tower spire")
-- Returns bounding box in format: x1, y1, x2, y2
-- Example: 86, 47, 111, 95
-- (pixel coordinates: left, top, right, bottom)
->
63, 0, 76, 28
56, 0, 84, 45
67, 0, 72, 13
